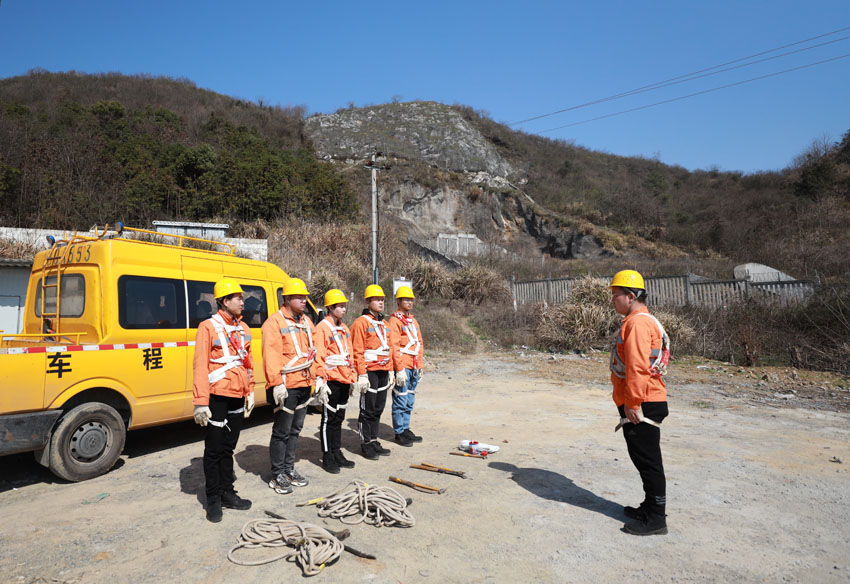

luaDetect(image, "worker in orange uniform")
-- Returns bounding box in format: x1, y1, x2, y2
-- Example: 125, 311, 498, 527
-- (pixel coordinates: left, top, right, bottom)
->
609, 269, 671, 536
313, 289, 358, 474
388, 285, 425, 447
262, 277, 318, 495
192, 278, 255, 523
351, 284, 399, 460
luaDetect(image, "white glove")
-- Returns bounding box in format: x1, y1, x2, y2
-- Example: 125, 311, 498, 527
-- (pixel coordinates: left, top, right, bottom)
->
244, 392, 255, 418
273, 383, 288, 405
315, 378, 330, 406
193, 405, 211, 427
349, 383, 355, 396
395, 369, 407, 387
357, 374, 369, 395
388, 370, 395, 387
416, 368, 423, 380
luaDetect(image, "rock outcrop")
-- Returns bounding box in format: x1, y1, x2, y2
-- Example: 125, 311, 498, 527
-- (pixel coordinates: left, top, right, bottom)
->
305, 101, 609, 260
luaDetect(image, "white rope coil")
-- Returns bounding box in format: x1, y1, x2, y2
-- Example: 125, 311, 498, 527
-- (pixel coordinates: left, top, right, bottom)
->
314, 479, 415, 528
227, 518, 343, 575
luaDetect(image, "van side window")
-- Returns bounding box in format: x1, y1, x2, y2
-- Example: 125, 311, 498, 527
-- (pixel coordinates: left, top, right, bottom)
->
241, 285, 267, 328
187, 281, 216, 328
118, 276, 187, 329
35, 274, 85, 318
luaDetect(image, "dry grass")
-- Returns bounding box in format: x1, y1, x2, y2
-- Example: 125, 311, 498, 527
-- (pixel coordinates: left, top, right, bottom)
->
452, 264, 511, 305
0, 238, 41, 259
534, 276, 621, 352
402, 257, 453, 301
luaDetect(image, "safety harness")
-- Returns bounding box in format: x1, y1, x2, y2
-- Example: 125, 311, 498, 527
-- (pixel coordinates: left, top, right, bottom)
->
610, 312, 671, 380
274, 309, 316, 415
318, 317, 352, 370
279, 310, 316, 376
362, 314, 391, 368
392, 311, 421, 369
208, 405, 245, 432
208, 313, 252, 385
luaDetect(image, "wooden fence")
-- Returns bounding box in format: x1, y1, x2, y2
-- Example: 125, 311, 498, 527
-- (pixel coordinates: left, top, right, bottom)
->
510, 273, 818, 309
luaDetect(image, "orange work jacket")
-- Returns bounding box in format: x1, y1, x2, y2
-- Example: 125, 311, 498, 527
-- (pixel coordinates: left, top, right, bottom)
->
388, 311, 424, 371
192, 310, 254, 406
351, 311, 398, 375
313, 316, 357, 384
611, 305, 667, 409
261, 307, 318, 389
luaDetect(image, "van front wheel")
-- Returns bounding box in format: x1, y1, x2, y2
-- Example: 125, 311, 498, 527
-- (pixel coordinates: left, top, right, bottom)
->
48, 403, 126, 482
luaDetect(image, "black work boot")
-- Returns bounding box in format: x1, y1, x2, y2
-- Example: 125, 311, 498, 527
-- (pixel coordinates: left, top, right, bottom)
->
221, 490, 252, 510
205, 496, 223, 523
394, 432, 413, 447
403, 429, 423, 443
334, 449, 355, 468
361, 442, 379, 460
624, 511, 668, 535
322, 452, 341, 474
373, 441, 391, 456
623, 501, 648, 520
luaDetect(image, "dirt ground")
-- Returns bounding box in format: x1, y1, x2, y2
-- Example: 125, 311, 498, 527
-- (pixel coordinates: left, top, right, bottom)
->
2, 350, 849, 583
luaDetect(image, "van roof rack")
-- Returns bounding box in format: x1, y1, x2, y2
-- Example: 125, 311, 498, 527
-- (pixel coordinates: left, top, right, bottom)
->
47, 223, 236, 255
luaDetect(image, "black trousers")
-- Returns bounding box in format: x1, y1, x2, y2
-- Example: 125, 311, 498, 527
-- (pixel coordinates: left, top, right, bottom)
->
358, 370, 389, 444
267, 385, 310, 475
618, 401, 668, 514
203, 394, 244, 501
320, 380, 352, 453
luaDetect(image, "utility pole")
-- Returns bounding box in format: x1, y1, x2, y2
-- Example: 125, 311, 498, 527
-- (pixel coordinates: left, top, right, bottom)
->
364, 152, 388, 285
371, 153, 378, 285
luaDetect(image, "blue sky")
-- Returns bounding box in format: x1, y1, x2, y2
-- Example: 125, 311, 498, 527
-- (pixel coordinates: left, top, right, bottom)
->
1, 1, 848, 173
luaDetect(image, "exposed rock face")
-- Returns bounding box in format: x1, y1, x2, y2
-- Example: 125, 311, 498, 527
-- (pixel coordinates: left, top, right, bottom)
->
305, 101, 610, 260
305, 102, 516, 178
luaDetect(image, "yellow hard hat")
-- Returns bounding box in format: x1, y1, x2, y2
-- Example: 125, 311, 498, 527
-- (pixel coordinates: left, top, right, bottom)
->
395, 285, 415, 300
609, 270, 645, 290
363, 284, 385, 299
324, 289, 348, 306
283, 278, 310, 296
214, 278, 244, 299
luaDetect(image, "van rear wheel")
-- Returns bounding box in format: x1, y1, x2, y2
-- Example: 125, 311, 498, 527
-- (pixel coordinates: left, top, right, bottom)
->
48, 403, 126, 482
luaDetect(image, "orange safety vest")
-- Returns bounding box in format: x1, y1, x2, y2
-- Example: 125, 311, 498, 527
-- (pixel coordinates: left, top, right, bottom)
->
389, 311, 424, 370
351, 312, 398, 375
313, 316, 357, 384
192, 310, 254, 405
610, 305, 667, 409
261, 307, 317, 389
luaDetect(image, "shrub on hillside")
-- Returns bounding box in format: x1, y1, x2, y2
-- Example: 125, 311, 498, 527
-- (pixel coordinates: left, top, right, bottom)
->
403, 257, 453, 302
452, 264, 511, 305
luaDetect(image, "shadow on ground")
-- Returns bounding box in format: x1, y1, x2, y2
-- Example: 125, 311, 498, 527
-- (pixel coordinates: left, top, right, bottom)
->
489, 461, 623, 520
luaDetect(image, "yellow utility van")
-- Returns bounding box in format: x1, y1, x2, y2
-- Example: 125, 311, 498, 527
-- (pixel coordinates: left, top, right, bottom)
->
0, 225, 321, 482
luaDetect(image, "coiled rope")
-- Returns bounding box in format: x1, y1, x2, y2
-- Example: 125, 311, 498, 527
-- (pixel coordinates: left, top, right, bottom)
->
227, 518, 343, 575
312, 479, 415, 528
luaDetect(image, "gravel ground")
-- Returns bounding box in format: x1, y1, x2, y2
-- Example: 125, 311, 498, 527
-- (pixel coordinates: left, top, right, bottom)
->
1, 351, 849, 583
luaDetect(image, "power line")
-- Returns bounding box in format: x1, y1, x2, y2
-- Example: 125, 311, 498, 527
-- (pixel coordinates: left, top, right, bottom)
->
510, 25, 850, 126
536, 52, 850, 134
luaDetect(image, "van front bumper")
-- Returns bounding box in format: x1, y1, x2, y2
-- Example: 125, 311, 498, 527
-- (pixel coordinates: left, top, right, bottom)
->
0, 410, 63, 456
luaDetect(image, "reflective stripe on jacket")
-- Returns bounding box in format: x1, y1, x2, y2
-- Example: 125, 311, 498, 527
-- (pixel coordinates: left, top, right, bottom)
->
261, 307, 317, 389
313, 316, 357, 384
611, 305, 667, 409
192, 310, 254, 405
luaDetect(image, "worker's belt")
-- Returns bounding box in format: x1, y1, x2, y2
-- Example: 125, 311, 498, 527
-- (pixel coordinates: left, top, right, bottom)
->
367, 378, 393, 394
274, 400, 310, 415
322, 401, 348, 413
324, 354, 351, 367
614, 417, 663, 432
